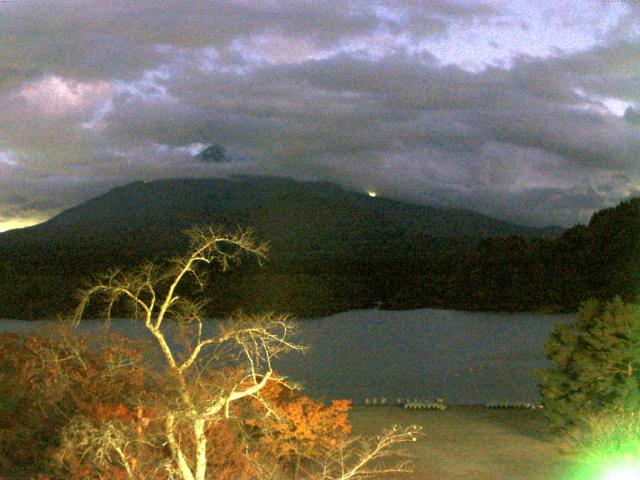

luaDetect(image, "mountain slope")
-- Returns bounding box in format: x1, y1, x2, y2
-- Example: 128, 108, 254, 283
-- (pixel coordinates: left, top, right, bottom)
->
0, 175, 565, 319
1, 175, 559, 248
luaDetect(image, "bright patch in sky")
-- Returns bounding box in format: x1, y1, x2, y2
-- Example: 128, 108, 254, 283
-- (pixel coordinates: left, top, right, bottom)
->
233, 34, 335, 65
0, 151, 17, 166
114, 69, 174, 103
573, 88, 636, 117
417, 1, 630, 71
0, 217, 43, 233
19, 76, 114, 115
600, 97, 635, 117
186, 143, 209, 156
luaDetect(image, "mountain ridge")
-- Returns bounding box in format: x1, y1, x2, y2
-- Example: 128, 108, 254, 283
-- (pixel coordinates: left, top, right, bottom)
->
3, 175, 563, 241
0, 175, 576, 319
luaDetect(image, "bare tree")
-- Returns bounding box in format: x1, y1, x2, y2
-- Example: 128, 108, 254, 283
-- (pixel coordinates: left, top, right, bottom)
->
313, 425, 422, 480
73, 226, 421, 480
255, 424, 423, 480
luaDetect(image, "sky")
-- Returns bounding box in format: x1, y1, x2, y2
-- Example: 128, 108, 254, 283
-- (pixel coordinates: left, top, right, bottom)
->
1, 0, 640, 232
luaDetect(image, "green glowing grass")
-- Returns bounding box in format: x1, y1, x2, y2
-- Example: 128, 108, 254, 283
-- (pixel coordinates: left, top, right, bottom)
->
570, 460, 640, 480
562, 411, 640, 479
601, 463, 640, 480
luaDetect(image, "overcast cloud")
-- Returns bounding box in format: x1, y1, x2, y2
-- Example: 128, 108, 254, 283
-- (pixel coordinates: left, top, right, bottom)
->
1, 0, 640, 230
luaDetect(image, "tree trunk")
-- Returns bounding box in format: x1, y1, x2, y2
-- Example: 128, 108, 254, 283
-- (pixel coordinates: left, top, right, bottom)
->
194, 417, 208, 480
166, 413, 195, 480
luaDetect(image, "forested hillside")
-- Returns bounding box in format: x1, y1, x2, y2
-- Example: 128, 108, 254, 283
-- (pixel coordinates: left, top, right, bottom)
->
1, 176, 638, 319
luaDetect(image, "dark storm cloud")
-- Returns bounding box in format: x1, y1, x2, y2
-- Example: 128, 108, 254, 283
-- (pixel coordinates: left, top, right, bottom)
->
463, 104, 640, 168
98, 45, 640, 226
0, 0, 639, 229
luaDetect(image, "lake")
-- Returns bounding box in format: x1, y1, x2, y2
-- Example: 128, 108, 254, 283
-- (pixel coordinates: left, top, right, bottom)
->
0, 308, 573, 405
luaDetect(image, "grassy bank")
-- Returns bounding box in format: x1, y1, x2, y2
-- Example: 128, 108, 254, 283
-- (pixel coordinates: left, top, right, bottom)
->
348, 405, 573, 480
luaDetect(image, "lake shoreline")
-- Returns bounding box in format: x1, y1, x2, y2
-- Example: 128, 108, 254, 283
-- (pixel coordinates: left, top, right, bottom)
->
0, 304, 577, 323
0, 309, 574, 405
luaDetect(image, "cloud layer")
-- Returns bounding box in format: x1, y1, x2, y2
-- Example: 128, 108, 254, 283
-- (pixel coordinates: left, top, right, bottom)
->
1, 0, 640, 230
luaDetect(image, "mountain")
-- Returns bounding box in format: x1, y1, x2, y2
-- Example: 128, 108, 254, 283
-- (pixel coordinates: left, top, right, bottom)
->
0, 175, 562, 274
0, 175, 564, 319
195, 144, 228, 163
0, 175, 559, 245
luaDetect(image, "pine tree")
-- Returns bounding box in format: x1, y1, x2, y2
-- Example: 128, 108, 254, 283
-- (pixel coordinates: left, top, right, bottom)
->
538, 296, 640, 430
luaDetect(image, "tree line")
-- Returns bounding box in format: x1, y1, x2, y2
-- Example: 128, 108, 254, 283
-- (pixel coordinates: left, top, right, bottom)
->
1, 198, 639, 319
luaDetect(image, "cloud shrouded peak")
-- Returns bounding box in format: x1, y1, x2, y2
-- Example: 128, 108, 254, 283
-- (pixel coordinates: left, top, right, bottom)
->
1, 0, 640, 232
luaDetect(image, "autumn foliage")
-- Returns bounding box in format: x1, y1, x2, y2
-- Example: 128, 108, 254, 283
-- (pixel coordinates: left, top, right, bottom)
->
248, 381, 352, 476
0, 327, 152, 478
1, 227, 419, 479
0, 328, 353, 479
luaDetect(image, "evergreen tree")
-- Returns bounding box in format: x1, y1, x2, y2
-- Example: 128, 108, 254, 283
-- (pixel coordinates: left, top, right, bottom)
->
538, 297, 640, 430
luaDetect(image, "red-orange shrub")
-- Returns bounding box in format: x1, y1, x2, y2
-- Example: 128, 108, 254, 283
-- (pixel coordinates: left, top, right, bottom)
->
0, 330, 153, 478
0, 331, 352, 479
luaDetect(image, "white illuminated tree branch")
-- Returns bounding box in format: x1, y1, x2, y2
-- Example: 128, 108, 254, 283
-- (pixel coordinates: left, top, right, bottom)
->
73, 226, 420, 480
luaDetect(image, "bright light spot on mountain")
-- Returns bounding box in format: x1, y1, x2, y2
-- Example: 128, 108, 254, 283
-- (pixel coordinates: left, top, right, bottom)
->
368, 191, 377, 197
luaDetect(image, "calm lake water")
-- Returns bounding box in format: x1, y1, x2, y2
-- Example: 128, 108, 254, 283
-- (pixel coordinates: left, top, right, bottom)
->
0, 309, 573, 405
